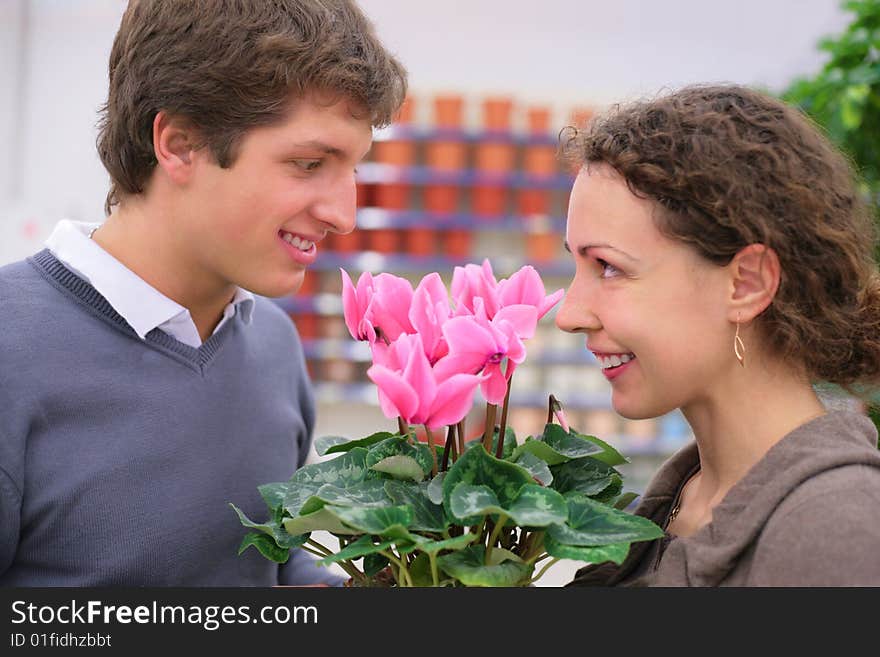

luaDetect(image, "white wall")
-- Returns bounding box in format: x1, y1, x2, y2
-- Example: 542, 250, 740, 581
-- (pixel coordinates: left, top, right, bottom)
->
0, 0, 846, 262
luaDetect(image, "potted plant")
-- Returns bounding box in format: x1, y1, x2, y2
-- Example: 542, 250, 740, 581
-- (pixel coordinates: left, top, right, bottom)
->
232, 261, 664, 586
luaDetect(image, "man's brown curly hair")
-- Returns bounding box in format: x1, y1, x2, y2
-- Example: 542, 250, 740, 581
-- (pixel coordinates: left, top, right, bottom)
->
561, 84, 880, 391
97, 0, 407, 215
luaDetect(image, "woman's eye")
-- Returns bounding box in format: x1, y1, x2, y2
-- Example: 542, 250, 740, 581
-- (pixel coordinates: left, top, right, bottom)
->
597, 258, 621, 278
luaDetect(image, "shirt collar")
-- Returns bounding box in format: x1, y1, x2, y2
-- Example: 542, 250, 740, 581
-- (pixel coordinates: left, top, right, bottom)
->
45, 219, 255, 341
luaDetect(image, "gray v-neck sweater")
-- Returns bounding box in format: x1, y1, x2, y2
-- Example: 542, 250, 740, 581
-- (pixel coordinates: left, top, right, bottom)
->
0, 250, 339, 585
567, 410, 880, 586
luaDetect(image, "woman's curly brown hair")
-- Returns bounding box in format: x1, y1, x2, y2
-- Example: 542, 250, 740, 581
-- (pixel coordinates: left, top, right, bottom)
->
561, 84, 880, 391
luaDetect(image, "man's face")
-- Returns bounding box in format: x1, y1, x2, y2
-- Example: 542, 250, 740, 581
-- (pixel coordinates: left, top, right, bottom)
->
179, 93, 373, 298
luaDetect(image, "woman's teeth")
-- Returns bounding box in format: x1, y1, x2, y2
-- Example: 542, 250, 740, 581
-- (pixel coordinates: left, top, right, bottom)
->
281, 231, 314, 251
597, 353, 635, 369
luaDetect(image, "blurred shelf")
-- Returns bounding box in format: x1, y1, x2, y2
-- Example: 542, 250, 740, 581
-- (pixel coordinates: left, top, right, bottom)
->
373, 125, 559, 146
355, 207, 565, 232
357, 162, 573, 189
300, 338, 597, 365
273, 251, 573, 277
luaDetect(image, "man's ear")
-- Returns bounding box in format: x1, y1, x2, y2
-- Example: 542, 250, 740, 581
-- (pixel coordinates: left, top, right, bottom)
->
152, 111, 200, 185
727, 243, 780, 322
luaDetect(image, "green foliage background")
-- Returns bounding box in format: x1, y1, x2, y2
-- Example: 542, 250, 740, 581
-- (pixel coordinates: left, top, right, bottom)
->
782, 0, 880, 439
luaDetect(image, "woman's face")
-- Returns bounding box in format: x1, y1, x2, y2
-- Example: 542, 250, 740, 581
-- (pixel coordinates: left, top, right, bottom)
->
556, 164, 734, 420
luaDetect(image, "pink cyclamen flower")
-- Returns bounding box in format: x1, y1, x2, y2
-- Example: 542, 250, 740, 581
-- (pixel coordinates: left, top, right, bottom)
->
451, 259, 500, 319
497, 265, 565, 320
340, 270, 415, 343
367, 333, 485, 430
341, 269, 376, 342
408, 272, 452, 363
369, 273, 415, 341
440, 298, 537, 405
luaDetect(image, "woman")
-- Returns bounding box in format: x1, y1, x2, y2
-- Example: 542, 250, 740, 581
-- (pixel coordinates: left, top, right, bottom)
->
558, 84, 880, 586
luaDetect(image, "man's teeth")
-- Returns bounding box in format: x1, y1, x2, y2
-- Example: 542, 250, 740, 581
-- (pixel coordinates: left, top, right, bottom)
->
282, 232, 314, 251
598, 353, 635, 369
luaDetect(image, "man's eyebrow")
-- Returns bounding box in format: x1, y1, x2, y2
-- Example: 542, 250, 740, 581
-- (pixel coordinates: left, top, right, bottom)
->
563, 240, 638, 262
288, 140, 345, 157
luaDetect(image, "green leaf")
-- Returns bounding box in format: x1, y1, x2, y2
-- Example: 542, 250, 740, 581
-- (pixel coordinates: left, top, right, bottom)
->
449, 483, 503, 524
370, 454, 426, 482
413, 533, 477, 555
511, 424, 603, 466
316, 535, 394, 566
384, 480, 448, 532
437, 545, 532, 587
304, 480, 394, 511
550, 456, 619, 496
326, 504, 415, 541
505, 484, 568, 527
281, 447, 374, 516
408, 553, 436, 587
237, 532, 290, 564
568, 428, 629, 466
363, 553, 390, 577
448, 482, 568, 528
229, 503, 306, 549
543, 535, 631, 565
366, 436, 434, 478
514, 451, 553, 486
547, 495, 665, 546
282, 507, 362, 536
442, 444, 533, 522
257, 482, 289, 511
465, 425, 517, 461
315, 431, 399, 456
613, 491, 640, 510
427, 472, 446, 504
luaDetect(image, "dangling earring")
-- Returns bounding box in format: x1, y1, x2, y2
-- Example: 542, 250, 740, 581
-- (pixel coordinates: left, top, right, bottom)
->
733, 315, 745, 368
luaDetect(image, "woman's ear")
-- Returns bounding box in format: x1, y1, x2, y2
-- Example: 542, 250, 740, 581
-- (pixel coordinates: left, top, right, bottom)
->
726, 243, 780, 322
152, 111, 199, 185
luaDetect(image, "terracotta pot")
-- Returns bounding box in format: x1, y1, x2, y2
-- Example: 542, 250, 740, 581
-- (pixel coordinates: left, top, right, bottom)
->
517, 188, 550, 216
475, 142, 515, 172
406, 227, 436, 257
332, 230, 361, 253
423, 185, 460, 213
472, 185, 507, 217
374, 183, 410, 210
433, 94, 464, 128
482, 96, 513, 132
425, 141, 467, 170
445, 229, 472, 259
368, 228, 400, 254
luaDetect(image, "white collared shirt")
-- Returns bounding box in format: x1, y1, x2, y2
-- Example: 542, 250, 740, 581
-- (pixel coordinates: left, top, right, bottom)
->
45, 219, 255, 348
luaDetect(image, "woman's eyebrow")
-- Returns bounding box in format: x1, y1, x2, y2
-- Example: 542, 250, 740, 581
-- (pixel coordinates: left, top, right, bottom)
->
563, 240, 638, 262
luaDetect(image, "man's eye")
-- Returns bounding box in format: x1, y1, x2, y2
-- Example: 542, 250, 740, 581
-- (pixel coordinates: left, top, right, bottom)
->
294, 159, 322, 172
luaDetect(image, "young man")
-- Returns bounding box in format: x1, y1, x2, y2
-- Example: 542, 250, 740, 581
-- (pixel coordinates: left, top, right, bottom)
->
0, 0, 406, 585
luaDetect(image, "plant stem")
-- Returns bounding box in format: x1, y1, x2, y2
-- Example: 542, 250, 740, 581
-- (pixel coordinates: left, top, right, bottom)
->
441, 424, 455, 472
380, 549, 413, 587
530, 557, 560, 584
424, 425, 438, 476
482, 404, 497, 452
398, 417, 415, 441
485, 513, 508, 565
456, 420, 466, 457
429, 552, 440, 587
305, 538, 333, 556
547, 395, 559, 425
495, 372, 514, 458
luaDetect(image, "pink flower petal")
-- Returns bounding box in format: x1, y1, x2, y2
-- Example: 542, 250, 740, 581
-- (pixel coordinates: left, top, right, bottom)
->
367, 364, 420, 422
424, 373, 484, 429
481, 362, 510, 405
494, 304, 539, 340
